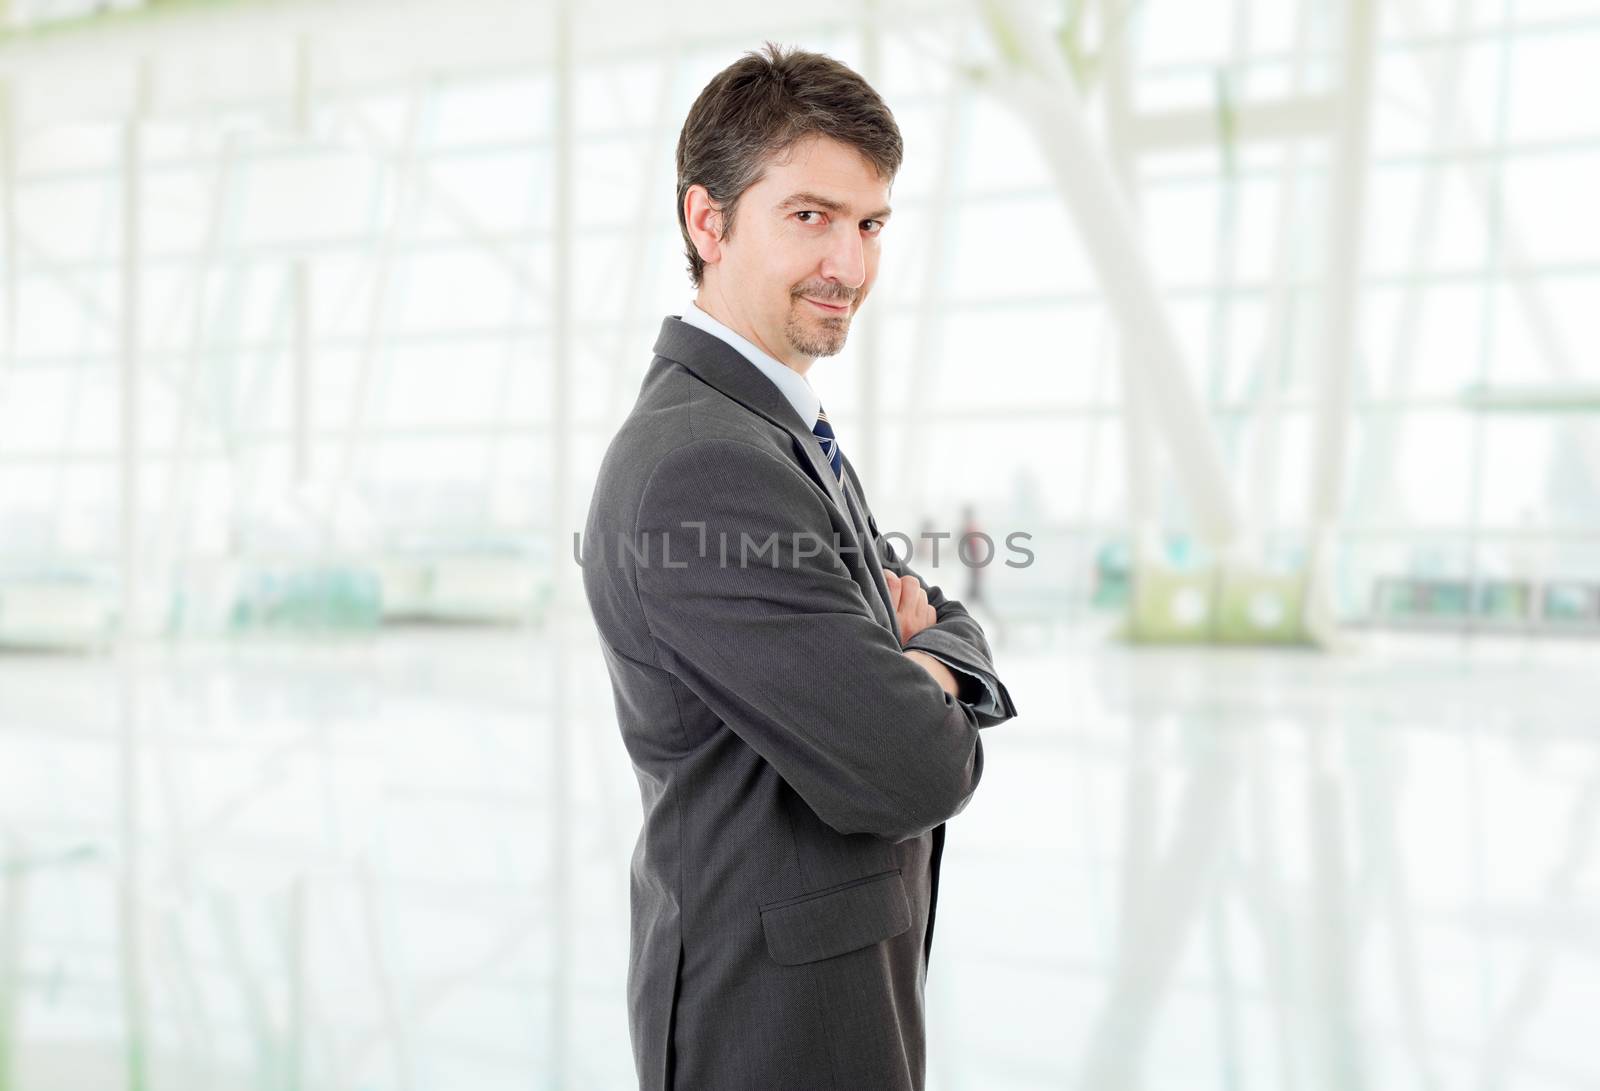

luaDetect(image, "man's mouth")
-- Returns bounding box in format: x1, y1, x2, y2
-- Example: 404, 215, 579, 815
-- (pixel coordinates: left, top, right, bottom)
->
802, 297, 850, 314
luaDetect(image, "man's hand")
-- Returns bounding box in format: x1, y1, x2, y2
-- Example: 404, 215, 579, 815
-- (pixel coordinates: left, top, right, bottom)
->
883, 570, 936, 646
886, 571, 959, 698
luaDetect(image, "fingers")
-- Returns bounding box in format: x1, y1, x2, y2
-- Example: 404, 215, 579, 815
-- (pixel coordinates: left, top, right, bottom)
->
882, 571, 936, 644
900, 574, 926, 614
882, 571, 907, 642
901, 576, 932, 641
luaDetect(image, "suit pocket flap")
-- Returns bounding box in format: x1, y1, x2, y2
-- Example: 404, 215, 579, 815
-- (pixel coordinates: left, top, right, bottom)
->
759, 869, 913, 966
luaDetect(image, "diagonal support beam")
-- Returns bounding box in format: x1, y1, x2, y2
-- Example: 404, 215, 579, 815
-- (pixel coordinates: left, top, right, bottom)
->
978, 0, 1246, 549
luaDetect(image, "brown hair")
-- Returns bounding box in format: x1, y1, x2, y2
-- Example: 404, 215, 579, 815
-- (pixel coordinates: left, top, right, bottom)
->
675, 43, 903, 286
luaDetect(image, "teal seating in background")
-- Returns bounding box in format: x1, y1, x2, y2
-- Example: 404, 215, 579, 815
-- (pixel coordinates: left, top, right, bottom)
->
228, 566, 383, 634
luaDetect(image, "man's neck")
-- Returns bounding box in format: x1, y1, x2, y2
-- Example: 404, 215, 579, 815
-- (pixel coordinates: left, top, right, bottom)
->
694, 287, 814, 377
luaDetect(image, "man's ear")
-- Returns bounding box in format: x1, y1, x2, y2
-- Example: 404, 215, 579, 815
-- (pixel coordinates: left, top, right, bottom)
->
683, 184, 725, 268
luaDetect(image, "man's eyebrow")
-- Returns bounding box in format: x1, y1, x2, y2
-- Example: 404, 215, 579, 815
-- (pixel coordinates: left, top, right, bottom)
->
776, 191, 893, 221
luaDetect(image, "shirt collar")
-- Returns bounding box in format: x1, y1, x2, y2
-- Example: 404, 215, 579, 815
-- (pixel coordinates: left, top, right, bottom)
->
680, 300, 822, 430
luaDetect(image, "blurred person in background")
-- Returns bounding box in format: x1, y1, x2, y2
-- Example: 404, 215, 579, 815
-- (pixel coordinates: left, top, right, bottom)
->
960, 502, 987, 609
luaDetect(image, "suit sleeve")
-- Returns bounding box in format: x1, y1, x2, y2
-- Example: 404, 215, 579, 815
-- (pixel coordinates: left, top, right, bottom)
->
631, 438, 984, 844
918, 651, 1006, 718
880, 538, 1020, 729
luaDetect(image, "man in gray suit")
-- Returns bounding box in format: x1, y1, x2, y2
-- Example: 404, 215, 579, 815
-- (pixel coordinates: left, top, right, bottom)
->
581, 43, 1018, 1091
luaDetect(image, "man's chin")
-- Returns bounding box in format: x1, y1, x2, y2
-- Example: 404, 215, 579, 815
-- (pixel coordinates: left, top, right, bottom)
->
784, 307, 851, 358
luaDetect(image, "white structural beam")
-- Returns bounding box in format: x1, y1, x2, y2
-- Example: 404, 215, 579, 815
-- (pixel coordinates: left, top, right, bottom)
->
1304, 0, 1378, 640
1097, 0, 1162, 566
0, 76, 14, 388
980, 0, 1245, 548
1128, 94, 1338, 153
153, 131, 241, 635
856, 0, 883, 486
0, 835, 20, 1091
118, 62, 150, 639
1245, 0, 1319, 536
292, 33, 313, 487
114, 61, 152, 1091
1351, 0, 1475, 532
896, 27, 968, 518
546, 5, 575, 1089
603, 51, 678, 424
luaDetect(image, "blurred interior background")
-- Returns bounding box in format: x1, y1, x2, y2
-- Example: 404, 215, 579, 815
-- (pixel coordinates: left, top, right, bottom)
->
1, 0, 1598, 1087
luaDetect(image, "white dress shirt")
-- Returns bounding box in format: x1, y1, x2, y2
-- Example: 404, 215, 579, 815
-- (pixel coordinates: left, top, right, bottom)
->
680, 300, 821, 429
676, 300, 1003, 717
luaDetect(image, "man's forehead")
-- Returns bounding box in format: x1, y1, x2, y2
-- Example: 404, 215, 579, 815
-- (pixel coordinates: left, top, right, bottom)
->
759, 138, 893, 214
774, 189, 893, 221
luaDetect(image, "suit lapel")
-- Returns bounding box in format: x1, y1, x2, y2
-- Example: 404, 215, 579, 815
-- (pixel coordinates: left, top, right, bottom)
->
840, 464, 898, 633
652, 317, 896, 636
653, 317, 853, 528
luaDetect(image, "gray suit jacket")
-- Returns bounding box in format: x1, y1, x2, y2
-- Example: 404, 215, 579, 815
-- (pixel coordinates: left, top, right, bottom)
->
581, 316, 1018, 1090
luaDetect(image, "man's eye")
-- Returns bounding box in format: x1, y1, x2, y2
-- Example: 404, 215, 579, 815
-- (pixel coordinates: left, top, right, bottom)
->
861, 219, 883, 235
796, 210, 824, 224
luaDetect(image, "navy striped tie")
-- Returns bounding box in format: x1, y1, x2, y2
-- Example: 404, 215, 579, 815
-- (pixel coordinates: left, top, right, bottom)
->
812, 405, 843, 482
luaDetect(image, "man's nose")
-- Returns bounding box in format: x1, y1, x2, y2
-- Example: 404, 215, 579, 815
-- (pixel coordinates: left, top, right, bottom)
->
820, 225, 866, 290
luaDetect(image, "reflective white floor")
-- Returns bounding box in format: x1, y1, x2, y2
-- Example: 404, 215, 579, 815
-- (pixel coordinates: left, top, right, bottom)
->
1, 617, 1596, 1090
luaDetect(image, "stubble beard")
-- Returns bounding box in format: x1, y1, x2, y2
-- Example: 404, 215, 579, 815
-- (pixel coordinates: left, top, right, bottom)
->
784, 292, 856, 359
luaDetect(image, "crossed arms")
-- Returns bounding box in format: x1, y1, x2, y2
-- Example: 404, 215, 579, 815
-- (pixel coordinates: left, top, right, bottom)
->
633, 437, 1017, 844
